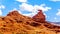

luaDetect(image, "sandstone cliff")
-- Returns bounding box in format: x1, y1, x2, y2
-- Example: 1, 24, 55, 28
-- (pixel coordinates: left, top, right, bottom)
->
0, 10, 60, 34
32, 10, 45, 23
32, 10, 60, 33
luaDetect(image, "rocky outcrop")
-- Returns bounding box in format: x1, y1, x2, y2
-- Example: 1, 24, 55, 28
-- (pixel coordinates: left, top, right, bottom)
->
7, 10, 19, 16
0, 10, 60, 34
32, 10, 60, 33
32, 10, 45, 23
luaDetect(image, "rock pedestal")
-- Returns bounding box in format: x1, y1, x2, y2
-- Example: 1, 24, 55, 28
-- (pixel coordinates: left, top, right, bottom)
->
32, 10, 45, 23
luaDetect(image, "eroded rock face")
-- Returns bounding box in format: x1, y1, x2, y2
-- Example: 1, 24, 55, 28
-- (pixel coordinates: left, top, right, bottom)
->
7, 10, 21, 16
0, 10, 60, 34
32, 10, 45, 23
32, 10, 60, 33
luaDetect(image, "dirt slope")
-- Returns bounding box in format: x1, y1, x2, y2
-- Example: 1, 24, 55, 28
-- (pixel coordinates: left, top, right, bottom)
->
0, 10, 59, 34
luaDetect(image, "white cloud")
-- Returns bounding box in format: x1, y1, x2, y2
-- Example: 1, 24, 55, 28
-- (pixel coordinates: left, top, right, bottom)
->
0, 5, 5, 9
34, 4, 51, 12
19, 3, 51, 17
20, 3, 51, 12
0, 10, 2, 16
10, 8, 22, 14
0, 5, 5, 16
22, 13, 33, 17
54, 17, 57, 20
50, 0, 60, 2
20, 3, 34, 12
56, 9, 60, 16
54, 17, 58, 22
16, 0, 27, 3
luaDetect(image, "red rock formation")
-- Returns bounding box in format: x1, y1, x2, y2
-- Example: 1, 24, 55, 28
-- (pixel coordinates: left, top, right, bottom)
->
32, 10, 60, 32
7, 10, 21, 16
32, 10, 45, 23
6, 10, 41, 26
0, 10, 60, 34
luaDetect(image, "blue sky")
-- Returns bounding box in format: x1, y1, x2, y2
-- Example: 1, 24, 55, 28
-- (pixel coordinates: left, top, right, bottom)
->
0, 0, 60, 22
